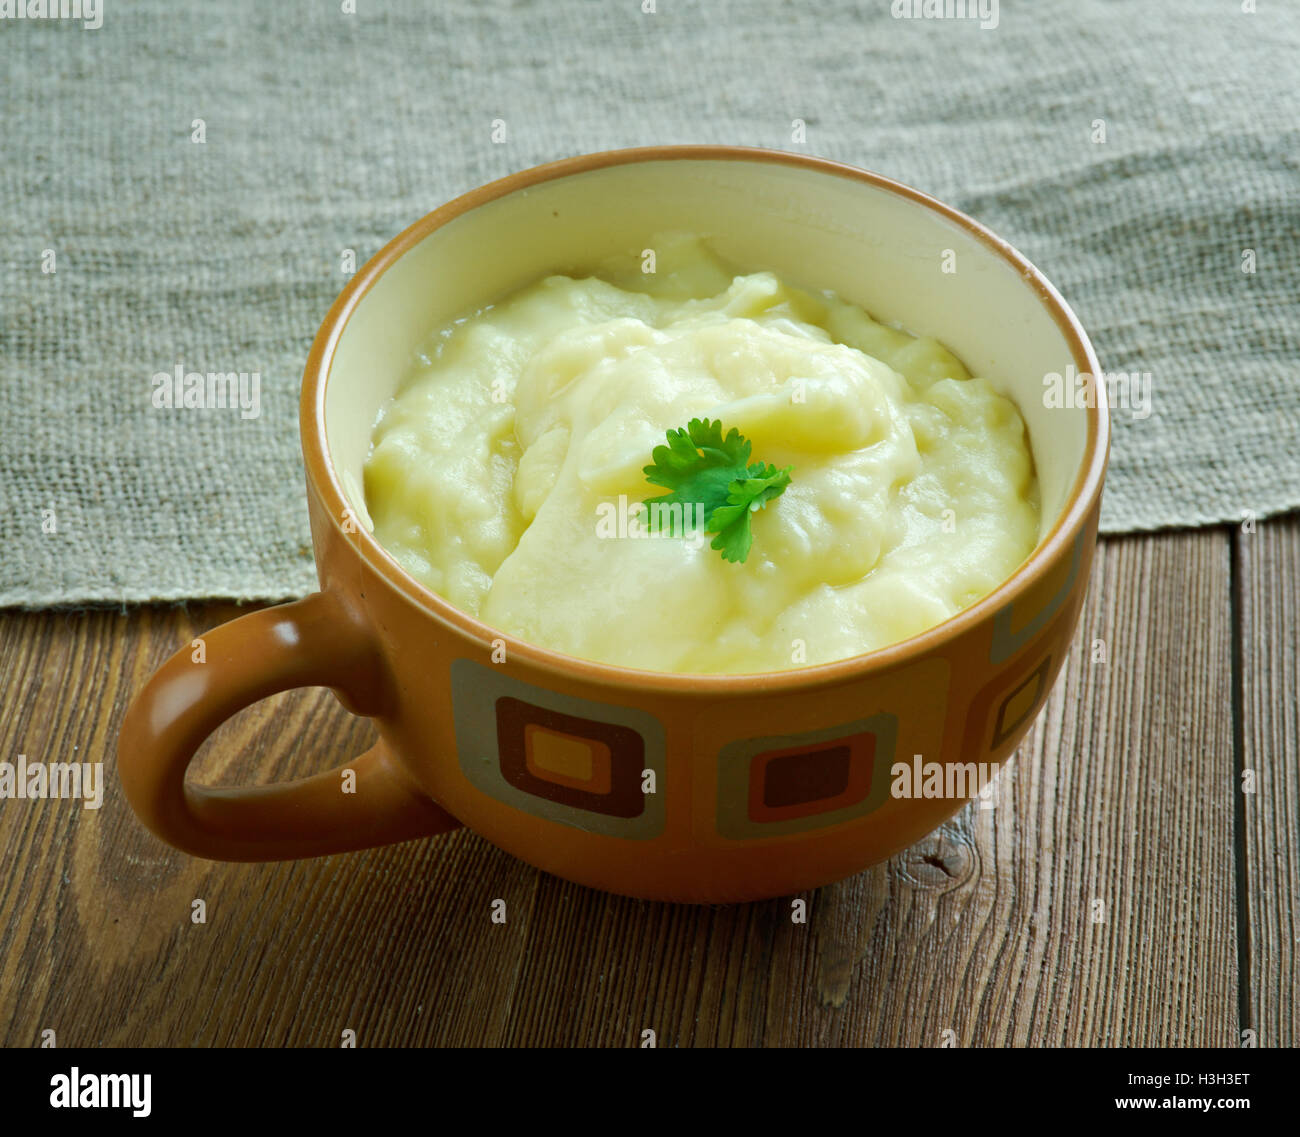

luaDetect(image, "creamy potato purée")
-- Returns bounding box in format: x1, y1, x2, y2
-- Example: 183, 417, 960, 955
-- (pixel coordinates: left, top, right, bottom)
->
364, 236, 1039, 674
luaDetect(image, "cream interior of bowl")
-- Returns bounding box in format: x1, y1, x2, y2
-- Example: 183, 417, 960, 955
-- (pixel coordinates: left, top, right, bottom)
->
324, 157, 1090, 552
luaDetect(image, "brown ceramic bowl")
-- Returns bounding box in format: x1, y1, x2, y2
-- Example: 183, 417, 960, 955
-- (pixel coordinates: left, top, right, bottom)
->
119, 146, 1108, 903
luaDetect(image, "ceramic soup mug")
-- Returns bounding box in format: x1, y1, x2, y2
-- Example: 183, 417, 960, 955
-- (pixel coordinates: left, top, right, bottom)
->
119, 146, 1109, 903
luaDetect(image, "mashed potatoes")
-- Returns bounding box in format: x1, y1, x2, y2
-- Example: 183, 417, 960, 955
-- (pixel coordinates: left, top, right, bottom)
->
364, 236, 1039, 674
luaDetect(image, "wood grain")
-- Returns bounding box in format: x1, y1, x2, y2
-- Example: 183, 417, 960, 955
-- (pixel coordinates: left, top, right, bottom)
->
1237, 515, 1300, 1048
0, 529, 1254, 1046
785, 529, 1239, 1047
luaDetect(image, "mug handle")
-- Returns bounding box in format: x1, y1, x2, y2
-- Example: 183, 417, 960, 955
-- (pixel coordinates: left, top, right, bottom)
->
118, 591, 462, 861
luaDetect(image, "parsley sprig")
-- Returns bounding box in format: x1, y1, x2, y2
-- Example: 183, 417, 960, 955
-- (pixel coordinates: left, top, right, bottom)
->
643, 418, 793, 564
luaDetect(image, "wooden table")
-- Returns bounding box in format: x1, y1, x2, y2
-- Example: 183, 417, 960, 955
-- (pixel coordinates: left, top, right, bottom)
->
2, 518, 1296, 1047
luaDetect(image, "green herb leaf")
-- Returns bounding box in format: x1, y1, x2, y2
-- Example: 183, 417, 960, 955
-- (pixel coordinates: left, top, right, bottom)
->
642, 418, 793, 564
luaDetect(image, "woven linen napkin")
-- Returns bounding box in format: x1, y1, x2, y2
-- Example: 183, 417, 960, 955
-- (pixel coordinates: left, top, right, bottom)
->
1, 0, 1296, 604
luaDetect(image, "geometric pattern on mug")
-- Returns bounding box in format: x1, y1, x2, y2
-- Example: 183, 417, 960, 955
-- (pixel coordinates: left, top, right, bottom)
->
498, 698, 644, 817
989, 530, 1082, 664
964, 645, 1057, 758
451, 659, 666, 840
990, 657, 1051, 748
715, 714, 897, 840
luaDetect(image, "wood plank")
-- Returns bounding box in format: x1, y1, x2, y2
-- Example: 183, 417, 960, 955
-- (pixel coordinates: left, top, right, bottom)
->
0, 529, 1239, 1046
771, 529, 1239, 1047
1237, 514, 1300, 1048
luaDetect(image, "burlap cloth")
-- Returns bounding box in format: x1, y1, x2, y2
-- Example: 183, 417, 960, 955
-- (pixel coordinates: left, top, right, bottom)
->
2, 0, 1296, 604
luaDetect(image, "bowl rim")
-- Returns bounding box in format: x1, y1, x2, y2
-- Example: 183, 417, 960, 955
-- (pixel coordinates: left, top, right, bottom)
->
301, 144, 1109, 696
